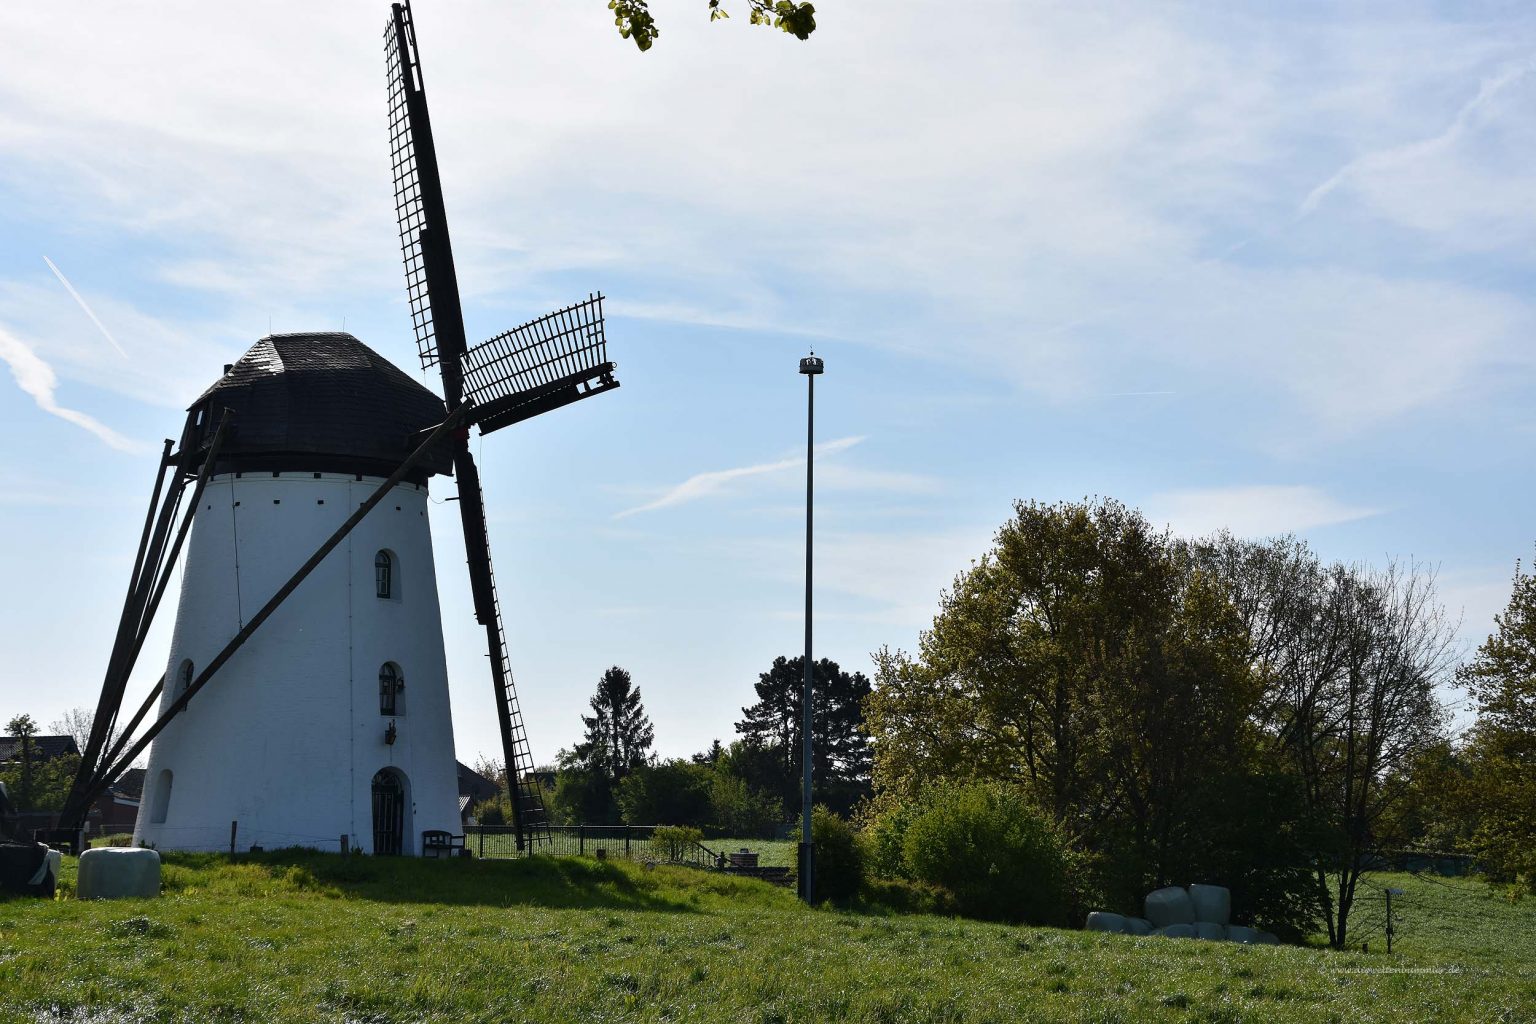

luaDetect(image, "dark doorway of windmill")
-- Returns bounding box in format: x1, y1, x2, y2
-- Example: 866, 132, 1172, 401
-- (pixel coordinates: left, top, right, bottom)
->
371, 769, 404, 855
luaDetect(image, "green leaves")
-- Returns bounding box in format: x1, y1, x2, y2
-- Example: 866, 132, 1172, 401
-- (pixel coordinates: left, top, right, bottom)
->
608, 0, 817, 51
608, 0, 659, 52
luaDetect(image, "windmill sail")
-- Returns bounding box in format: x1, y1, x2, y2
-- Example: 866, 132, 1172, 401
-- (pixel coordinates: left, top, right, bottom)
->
385, 0, 467, 377
461, 293, 619, 434
386, 0, 599, 852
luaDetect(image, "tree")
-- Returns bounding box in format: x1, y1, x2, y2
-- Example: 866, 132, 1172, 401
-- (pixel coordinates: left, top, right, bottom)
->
691, 739, 725, 767
1457, 559, 1536, 886
736, 656, 873, 816
51, 707, 115, 761
4, 715, 38, 810
865, 500, 1328, 934
1191, 536, 1456, 947
617, 759, 714, 826
560, 667, 655, 823
608, 0, 816, 52
571, 666, 655, 785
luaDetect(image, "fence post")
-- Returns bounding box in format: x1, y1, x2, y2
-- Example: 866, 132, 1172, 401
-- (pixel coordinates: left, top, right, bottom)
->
626, 826, 632, 859
479, 829, 484, 860
579, 824, 586, 856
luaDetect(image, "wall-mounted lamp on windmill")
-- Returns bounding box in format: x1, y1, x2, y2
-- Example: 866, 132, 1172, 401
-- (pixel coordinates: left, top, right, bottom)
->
51, 0, 620, 857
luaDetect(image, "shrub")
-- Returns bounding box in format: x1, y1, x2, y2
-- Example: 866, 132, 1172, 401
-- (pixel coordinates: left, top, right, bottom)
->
709, 773, 781, 837
811, 806, 864, 904
862, 877, 959, 916
649, 825, 704, 862
900, 781, 1070, 925
470, 796, 507, 827
619, 761, 713, 827
861, 797, 923, 880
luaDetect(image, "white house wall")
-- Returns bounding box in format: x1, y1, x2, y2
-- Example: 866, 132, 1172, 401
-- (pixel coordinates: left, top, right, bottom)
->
134, 471, 460, 855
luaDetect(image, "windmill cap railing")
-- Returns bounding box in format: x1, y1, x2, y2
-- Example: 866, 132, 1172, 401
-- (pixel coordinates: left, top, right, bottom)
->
460, 293, 618, 434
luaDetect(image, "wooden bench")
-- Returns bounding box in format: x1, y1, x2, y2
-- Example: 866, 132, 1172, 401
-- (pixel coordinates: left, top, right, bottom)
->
421, 830, 467, 858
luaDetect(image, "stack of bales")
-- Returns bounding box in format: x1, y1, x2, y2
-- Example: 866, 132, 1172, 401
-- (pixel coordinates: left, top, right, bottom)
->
1086, 884, 1279, 944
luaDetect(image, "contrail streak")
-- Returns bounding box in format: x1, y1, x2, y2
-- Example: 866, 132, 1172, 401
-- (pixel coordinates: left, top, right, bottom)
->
43, 255, 128, 359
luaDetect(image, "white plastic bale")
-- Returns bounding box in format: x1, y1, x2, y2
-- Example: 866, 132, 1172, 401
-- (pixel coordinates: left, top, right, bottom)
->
1189, 884, 1232, 926
1193, 921, 1226, 941
77, 848, 161, 900
1156, 923, 1197, 939
1225, 925, 1260, 944
1256, 931, 1280, 945
1125, 917, 1153, 936
1144, 886, 1196, 928
1085, 911, 1128, 934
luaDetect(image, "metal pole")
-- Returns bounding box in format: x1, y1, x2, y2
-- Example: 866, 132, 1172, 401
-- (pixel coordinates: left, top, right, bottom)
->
798, 352, 823, 903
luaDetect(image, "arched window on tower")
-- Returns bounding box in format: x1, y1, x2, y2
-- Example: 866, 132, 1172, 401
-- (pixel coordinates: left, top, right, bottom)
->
379, 662, 404, 716
375, 550, 395, 599
150, 769, 173, 824
175, 659, 194, 696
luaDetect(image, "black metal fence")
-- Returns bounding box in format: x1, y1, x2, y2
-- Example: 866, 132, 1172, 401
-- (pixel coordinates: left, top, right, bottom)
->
465, 824, 720, 869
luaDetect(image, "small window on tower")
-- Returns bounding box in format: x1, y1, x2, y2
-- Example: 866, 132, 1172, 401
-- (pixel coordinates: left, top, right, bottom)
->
375, 550, 394, 599
176, 659, 194, 696
379, 662, 404, 716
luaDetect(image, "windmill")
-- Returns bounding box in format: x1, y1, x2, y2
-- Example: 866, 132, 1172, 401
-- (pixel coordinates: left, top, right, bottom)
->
50, 1, 617, 855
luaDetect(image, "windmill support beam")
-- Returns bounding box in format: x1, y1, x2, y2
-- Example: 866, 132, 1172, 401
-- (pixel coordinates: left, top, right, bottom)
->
77, 404, 472, 809
59, 412, 235, 832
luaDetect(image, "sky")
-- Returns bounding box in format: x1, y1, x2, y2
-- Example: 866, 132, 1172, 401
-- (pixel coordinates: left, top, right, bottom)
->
2, 1, 1534, 768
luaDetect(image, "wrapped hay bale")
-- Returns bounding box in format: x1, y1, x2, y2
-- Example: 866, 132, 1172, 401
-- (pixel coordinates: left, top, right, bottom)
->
1085, 911, 1128, 934
1125, 917, 1153, 936
1189, 884, 1231, 926
1144, 886, 1196, 928
77, 847, 160, 900
1225, 925, 1260, 944
27, 850, 61, 897
1256, 931, 1280, 945
1156, 923, 1196, 939
0, 842, 50, 897
1193, 921, 1226, 941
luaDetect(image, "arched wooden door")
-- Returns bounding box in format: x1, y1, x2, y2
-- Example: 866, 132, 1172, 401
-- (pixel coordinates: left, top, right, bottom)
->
371, 769, 405, 855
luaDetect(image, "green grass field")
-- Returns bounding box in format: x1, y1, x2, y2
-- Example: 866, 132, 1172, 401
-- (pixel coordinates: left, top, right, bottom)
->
1, 853, 1531, 1023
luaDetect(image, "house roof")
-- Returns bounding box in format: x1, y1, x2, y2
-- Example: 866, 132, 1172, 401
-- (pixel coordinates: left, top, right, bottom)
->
189, 333, 453, 480
0, 735, 80, 762
456, 761, 499, 803
109, 767, 146, 800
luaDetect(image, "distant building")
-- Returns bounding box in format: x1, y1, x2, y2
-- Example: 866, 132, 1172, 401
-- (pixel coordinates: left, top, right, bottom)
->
0, 735, 80, 764
457, 761, 499, 825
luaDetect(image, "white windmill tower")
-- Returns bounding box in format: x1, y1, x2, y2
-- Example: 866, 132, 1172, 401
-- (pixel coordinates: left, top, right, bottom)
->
53, 0, 619, 856
131, 334, 462, 855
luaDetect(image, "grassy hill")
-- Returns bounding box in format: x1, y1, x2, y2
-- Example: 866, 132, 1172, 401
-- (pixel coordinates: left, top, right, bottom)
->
0, 853, 1531, 1022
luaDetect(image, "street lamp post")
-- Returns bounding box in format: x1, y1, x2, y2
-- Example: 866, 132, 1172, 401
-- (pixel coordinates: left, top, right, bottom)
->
798, 351, 823, 904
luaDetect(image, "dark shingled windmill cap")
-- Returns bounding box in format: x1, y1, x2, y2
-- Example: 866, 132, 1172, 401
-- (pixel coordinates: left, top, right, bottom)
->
188, 333, 453, 481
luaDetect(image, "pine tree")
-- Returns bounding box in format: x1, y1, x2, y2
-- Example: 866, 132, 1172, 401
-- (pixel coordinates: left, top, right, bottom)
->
571, 666, 655, 789
734, 656, 872, 816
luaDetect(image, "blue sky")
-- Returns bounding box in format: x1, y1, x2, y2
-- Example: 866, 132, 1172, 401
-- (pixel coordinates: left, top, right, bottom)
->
3, 1, 1534, 765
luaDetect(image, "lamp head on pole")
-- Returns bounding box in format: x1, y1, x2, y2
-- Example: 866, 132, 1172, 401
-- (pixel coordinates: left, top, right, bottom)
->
799, 352, 825, 375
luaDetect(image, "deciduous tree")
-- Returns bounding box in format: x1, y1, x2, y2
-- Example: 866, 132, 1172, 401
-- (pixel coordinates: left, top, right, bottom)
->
1457, 559, 1536, 886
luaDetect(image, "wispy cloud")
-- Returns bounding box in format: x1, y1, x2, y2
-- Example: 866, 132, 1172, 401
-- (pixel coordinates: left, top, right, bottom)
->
1301, 57, 1536, 216
1144, 484, 1380, 540
0, 325, 144, 452
43, 256, 128, 359
615, 436, 864, 518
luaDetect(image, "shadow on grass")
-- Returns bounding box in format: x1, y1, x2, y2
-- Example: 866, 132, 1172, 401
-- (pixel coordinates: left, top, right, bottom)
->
161, 849, 709, 913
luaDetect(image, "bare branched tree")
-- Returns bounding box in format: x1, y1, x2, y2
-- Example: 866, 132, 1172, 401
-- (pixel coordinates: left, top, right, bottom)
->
50, 707, 116, 758
1195, 536, 1456, 948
